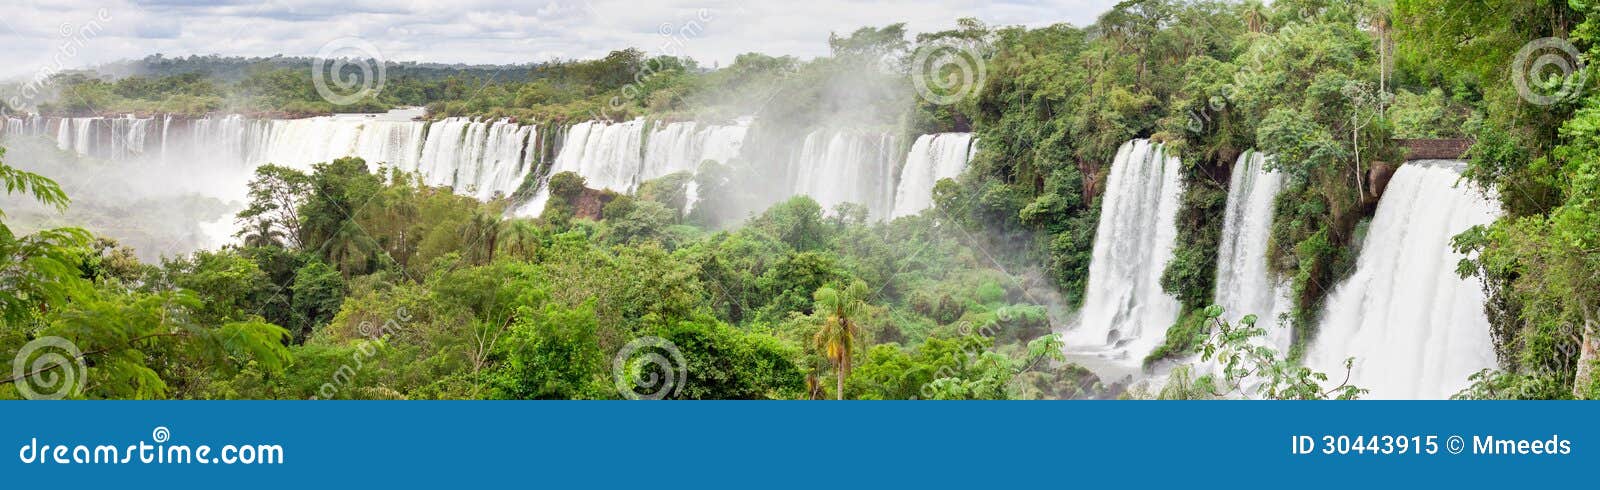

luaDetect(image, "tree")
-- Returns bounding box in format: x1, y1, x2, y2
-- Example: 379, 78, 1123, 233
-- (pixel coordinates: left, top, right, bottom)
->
465, 209, 502, 264
0, 147, 92, 327
1155, 305, 1363, 400
649, 316, 807, 399
489, 301, 608, 399
291, 261, 345, 340
300, 157, 383, 275
828, 24, 910, 61
496, 218, 543, 261
236, 164, 311, 248
812, 280, 869, 399
751, 196, 828, 251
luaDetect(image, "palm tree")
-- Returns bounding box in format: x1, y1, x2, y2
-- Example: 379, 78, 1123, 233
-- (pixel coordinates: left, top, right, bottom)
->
240, 219, 284, 248
1241, 0, 1267, 34
317, 221, 380, 278
496, 218, 542, 261
812, 280, 869, 400
467, 210, 503, 264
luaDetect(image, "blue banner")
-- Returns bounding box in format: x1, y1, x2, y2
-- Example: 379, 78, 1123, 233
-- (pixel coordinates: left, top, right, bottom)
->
1, 401, 1591, 488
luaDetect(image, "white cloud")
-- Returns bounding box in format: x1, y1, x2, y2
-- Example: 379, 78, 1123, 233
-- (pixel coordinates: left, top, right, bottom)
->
0, 0, 1119, 79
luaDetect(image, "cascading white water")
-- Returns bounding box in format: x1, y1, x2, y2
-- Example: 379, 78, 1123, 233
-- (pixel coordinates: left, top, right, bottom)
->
57, 117, 101, 155
891, 132, 973, 218
8, 112, 762, 222
1, 114, 48, 139
412, 117, 535, 199
1065, 139, 1185, 367
641, 120, 749, 212
520, 120, 646, 215
1, 108, 559, 253
557, 120, 647, 191
190, 114, 253, 164
470, 121, 537, 201
251, 114, 424, 173
1213, 150, 1294, 352
1306, 161, 1498, 399
520, 118, 750, 216
5, 109, 544, 202
791, 129, 900, 218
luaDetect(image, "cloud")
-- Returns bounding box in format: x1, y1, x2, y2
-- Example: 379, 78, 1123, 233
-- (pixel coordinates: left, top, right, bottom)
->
0, 0, 1119, 79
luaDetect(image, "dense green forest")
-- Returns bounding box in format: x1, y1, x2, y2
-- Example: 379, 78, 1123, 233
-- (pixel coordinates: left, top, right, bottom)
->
2, 0, 1598, 399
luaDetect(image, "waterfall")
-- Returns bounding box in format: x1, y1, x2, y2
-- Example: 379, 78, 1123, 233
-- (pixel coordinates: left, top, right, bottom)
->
642, 122, 720, 180
412, 117, 535, 199
190, 114, 253, 164
641, 121, 750, 180
790, 129, 901, 218
891, 132, 973, 218
520, 118, 750, 216
1306, 161, 1498, 399
1065, 139, 1185, 366
252, 113, 427, 172
520, 120, 646, 215
1213, 150, 1293, 352
57, 117, 100, 155
2, 114, 48, 140
641, 121, 749, 212
8, 111, 766, 221
2, 109, 545, 209
160, 115, 171, 158
472, 120, 537, 201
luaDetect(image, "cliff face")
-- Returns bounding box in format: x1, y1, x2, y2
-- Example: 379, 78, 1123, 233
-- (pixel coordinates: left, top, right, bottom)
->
572, 188, 615, 221
1397, 138, 1473, 160
1368, 161, 1398, 202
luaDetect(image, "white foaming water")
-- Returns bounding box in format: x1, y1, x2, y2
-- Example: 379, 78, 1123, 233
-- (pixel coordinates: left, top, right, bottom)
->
253, 113, 428, 173
3, 109, 540, 204
519, 119, 644, 215
1065, 139, 1185, 368
519, 118, 752, 216
791, 129, 901, 218
1, 114, 48, 138
642, 121, 749, 181
1306, 161, 1499, 399
891, 133, 973, 218
412, 117, 534, 200
2, 108, 549, 254
1213, 150, 1294, 352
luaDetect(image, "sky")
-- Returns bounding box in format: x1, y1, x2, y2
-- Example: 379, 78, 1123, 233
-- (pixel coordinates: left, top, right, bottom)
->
0, 0, 1120, 79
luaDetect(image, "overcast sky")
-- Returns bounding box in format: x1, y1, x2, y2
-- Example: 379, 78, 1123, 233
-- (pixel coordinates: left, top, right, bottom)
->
0, 0, 1120, 79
